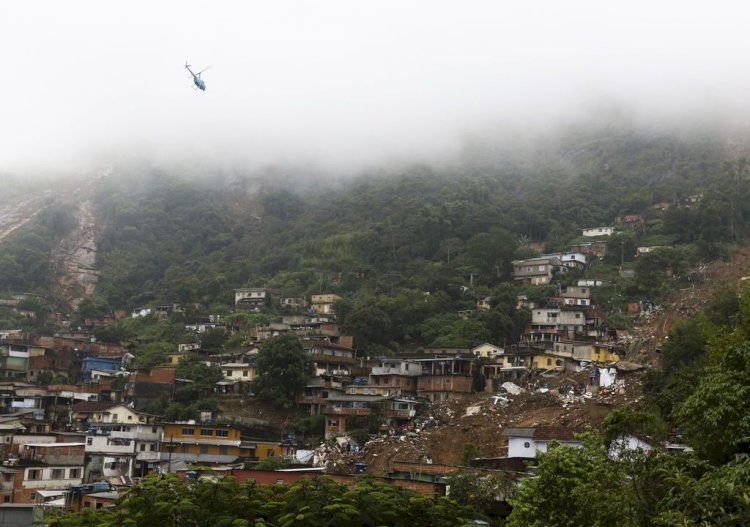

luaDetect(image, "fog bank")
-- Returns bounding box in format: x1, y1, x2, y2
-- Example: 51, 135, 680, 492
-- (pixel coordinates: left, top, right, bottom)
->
3, 1, 750, 177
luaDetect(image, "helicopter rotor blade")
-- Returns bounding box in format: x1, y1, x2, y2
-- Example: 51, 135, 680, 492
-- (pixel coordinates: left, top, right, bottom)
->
196, 65, 212, 75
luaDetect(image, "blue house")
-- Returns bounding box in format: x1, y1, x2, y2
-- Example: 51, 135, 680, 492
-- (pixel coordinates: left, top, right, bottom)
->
80, 357, 123, 381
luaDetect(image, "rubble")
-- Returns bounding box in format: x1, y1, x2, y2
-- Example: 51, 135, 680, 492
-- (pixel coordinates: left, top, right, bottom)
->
615, 360, 645, 372
500, 382, 524, 395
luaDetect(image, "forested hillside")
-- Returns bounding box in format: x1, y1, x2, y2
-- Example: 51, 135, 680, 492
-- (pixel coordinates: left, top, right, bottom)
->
88, 128, 734, 305
0, 125, 748, 350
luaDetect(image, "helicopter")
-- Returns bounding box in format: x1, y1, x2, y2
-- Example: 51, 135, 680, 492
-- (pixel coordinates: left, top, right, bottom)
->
185, 61, 210, 91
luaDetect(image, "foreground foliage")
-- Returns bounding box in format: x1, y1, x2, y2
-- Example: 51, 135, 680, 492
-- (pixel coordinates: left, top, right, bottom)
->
50, 474, 486, 527
507, 436, 750, 527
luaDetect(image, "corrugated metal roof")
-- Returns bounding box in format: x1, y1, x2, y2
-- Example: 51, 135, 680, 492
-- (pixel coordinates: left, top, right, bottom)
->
503, 427, 581, 441
160, 453, 239, 464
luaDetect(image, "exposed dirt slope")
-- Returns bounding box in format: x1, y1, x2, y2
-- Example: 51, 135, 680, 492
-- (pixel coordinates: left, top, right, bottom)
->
50, 199, 99, 310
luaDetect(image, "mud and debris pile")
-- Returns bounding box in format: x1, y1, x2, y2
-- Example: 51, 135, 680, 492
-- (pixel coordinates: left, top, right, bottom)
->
312, 369, 645, 477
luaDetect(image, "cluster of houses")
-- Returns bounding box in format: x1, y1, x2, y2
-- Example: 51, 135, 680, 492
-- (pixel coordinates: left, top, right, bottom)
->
0, 396, 291, 526
0, 227, 648, 519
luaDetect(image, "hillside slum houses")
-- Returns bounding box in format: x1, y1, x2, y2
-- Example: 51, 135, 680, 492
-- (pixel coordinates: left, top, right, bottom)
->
0, 231, 637, 512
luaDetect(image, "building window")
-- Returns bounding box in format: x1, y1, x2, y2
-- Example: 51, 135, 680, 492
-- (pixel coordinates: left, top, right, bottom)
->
69, 468, 82, 479
199, 445, 208, 454
215, 430, 229, 437
266, 449, 275, 457
86, 437, 93, 445
3, 495, 10, 503
219, 446, 228, 455
27, 469, 42, 481
546, 358, 552, 366
140, 444, 146, 452
200, 429, 214, 436
51, 469, 65, 479
181, 428, 194, 436
150, 444, 155, 451
181, 445, 189, 454
243, 370, 248, 377
152, 427, 158, 433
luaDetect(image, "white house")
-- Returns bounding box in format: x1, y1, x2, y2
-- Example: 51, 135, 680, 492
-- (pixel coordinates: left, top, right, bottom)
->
221, 363, 256, 382
560, 252, 587, 269
562, 286, 592, 307
512, 257, 564, 285
503, 427, 583, 458
608, 434, 654, 458
582, 227, 614, 237
234, 288, 267, 310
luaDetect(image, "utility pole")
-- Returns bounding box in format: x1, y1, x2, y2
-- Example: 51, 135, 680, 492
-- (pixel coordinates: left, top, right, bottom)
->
167, 435, 173, 473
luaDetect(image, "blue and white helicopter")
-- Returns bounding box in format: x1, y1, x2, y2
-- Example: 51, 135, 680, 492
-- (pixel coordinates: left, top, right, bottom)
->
185, 61, 211, 91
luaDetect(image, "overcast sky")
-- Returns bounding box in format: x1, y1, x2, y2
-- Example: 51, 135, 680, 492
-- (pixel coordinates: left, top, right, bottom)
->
3, 1, 750, 176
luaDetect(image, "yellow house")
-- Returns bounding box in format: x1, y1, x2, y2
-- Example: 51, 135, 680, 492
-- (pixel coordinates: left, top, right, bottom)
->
310, 294, 342, 315
161, 423, 282, 464
471, 343, 504, 359
532, 353, 565, 371
247, 439, 284, 462
162, 422, 246, 464
527, 341, 619, 373
166, 351, 187, 365
592, 343, 620, 363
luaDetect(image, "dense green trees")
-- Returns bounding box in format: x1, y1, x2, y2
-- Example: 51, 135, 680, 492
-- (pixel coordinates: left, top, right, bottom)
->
253, 334, 313, 407
508, 434, 629, 527
507, 435, 750, 527
133, 341, 171, 370
70, 131, 737, 316
50, 474, 485, 527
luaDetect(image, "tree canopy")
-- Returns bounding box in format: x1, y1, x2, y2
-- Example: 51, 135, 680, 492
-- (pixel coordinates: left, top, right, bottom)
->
253, 333, 313, 407
50, 474, 485, 527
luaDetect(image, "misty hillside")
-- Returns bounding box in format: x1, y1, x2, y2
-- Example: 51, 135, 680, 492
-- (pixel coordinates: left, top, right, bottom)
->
0, 126, 746, 349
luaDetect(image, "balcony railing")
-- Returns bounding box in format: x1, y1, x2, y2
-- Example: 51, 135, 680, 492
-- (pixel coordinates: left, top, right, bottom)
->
325, 406, 370, 416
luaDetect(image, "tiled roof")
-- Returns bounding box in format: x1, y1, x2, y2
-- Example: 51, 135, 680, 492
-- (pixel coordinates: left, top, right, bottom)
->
71, 401, 117, 413
532, 427, 581, 441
